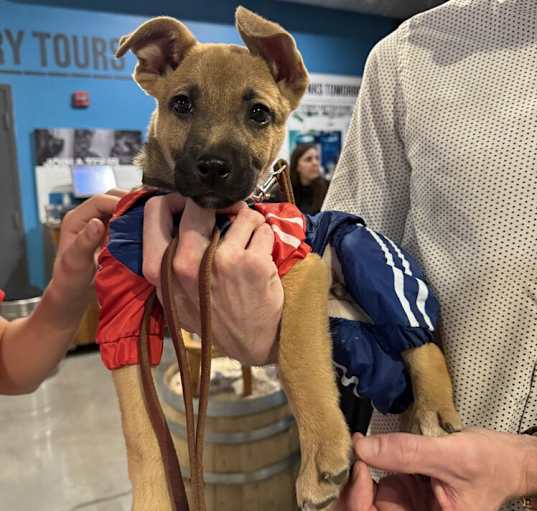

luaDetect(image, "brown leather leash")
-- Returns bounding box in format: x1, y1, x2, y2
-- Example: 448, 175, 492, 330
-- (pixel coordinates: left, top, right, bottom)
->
138, 292, 190, 510
274, 159, 295, 205
138, 159, 293, 511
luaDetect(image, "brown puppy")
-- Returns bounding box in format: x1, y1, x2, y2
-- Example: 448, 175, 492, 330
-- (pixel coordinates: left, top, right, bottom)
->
111, 7, 461, 511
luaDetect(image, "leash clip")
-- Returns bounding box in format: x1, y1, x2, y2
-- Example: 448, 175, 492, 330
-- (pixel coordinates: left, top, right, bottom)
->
246, 160, 288, 205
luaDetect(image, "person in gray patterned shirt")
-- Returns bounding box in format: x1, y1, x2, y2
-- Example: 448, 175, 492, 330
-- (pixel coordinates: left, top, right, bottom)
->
325, 0, 537, 509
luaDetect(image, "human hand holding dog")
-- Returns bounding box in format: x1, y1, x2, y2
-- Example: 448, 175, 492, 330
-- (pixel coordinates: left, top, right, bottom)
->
0, 191, 123, 394
50, 191, 124, 313
334, 429, 537, 511
143, 194, 283, 366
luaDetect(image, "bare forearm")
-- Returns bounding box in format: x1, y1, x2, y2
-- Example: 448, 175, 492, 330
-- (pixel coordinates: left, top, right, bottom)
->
0, 193, 121, 395
522, 435, 537, 497
0, 282, 88, 394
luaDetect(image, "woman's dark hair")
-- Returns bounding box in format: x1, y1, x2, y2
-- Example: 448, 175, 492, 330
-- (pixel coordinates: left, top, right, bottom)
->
289, 143, 328, 214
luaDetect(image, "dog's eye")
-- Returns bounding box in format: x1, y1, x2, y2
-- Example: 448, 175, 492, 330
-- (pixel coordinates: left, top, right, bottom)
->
249, 103, 272, 126
170, 95, 193, 115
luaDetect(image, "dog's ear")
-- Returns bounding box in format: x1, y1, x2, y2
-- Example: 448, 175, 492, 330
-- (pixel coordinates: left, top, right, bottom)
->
116, 17, 197, 96
235, 6, 308, 110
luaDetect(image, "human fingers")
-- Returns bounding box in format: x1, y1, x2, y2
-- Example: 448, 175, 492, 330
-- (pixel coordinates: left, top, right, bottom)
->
333, 462, 377, 511
350, 461, 378, 511
218, 207, 265, 250
142, 194, 186, 287
430, 478, 451, 511
67, 194, 120, 224
246, 223, 274, 255
352, 434, 377, 511
58, 194, 120, 254
332, 434, 376, 511
55, 218, 105, 291
356, 433, 454, 482
174, 198, 216, 290
104, 188, 129, 198
375, 475, 428, 511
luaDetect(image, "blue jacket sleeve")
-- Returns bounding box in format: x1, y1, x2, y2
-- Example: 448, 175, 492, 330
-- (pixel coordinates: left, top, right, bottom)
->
333, 222, 439, 355
330, 317, 413, 415
306, 211, 440, 415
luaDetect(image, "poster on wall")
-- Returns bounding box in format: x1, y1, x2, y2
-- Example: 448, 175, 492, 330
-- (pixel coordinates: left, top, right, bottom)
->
35, 128, 143, 166
34, 128, 144, 224
34, 163, 143, 223
281, 73, 361, 180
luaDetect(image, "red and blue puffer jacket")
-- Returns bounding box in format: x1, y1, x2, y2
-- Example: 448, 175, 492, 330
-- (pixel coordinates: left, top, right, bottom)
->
96, 188, 439, 417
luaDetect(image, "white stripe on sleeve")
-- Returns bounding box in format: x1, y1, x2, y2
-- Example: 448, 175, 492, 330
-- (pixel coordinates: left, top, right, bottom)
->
365, 228, 419, 328
271, 224, 301, 249
266, 213, 304, 228
386, 237, 434, 331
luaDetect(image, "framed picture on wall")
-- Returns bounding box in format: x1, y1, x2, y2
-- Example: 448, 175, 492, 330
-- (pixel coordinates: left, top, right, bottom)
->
34, 128, 142, 166
281, 73, 362, 178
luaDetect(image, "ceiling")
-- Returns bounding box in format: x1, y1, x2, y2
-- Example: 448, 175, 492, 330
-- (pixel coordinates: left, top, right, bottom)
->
278, 0, 447, 18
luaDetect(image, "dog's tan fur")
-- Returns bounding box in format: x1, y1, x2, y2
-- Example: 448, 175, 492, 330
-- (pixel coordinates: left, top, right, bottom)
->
111, 7, 461, 510
112, 367, 171, 510
402, 343, 461, 436
138, 45, 290, 182
280, 254, 352, 508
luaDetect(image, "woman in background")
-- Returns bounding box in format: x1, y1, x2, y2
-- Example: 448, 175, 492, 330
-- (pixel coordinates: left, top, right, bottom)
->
290, 144, 329, 214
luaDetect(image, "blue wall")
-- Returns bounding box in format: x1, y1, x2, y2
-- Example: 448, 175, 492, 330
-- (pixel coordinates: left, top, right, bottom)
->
2, 0, 394, 288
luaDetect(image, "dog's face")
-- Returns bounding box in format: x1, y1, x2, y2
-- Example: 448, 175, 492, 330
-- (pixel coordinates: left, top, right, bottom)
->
152, 45, 292, 208
117, 7, 308, 208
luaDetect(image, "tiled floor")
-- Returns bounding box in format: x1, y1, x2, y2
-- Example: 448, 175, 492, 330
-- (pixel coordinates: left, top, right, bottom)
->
0, 349, 132, 511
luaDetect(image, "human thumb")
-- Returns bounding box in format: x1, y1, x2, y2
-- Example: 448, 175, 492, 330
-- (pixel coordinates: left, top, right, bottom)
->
55, 218, 104, 291
356, 433, 446, 479
68, 218, 104, 263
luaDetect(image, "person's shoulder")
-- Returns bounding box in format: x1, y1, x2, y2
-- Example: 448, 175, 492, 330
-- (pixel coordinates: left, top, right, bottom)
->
370, 0, 455, 55
367, 23, 404, 65
365, 14, 415, 75
367, 0, 483, 71
392, 0, 497, 45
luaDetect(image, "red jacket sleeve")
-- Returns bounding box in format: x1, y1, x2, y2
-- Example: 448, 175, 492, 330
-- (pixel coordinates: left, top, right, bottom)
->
253, 203, 311, 277
95, 189, 164, 370
95, 247, 164, 370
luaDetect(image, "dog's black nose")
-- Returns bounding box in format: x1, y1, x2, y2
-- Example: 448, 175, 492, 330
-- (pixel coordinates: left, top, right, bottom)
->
197, 157, 231, 183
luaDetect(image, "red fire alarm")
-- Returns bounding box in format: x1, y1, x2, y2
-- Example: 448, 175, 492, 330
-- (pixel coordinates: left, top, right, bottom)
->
72, 91, 90, 109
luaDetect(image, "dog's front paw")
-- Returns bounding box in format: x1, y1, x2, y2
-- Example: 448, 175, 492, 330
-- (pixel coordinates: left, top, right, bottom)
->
296, 420, 352, 510
404, 402, 463, 437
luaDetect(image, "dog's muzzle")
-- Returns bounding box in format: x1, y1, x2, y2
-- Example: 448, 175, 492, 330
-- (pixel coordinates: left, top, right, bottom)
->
175, 152, 258, 209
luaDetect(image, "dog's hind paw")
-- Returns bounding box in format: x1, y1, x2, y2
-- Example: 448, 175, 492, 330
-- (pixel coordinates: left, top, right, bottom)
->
404, 403, 463, 437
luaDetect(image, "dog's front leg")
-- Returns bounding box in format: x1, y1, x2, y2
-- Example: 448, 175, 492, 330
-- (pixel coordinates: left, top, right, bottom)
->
279, 253, 352, 510
402, 343, 462, 436
112, 365, 173, 511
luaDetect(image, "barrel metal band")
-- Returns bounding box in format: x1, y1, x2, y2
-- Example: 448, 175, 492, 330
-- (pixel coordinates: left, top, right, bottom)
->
168, 415, 295, 444
181, 453, 300, 484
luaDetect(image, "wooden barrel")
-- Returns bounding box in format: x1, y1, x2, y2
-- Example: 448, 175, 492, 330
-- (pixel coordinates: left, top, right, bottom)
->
158, 361, 300, 511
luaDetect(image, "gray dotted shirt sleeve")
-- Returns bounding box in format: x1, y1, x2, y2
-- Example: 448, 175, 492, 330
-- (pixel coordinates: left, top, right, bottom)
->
323, 2, 537, 508
323, 29, 411, 245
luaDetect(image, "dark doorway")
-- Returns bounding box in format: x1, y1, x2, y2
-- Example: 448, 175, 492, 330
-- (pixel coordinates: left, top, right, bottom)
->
0, 84, 31, 298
